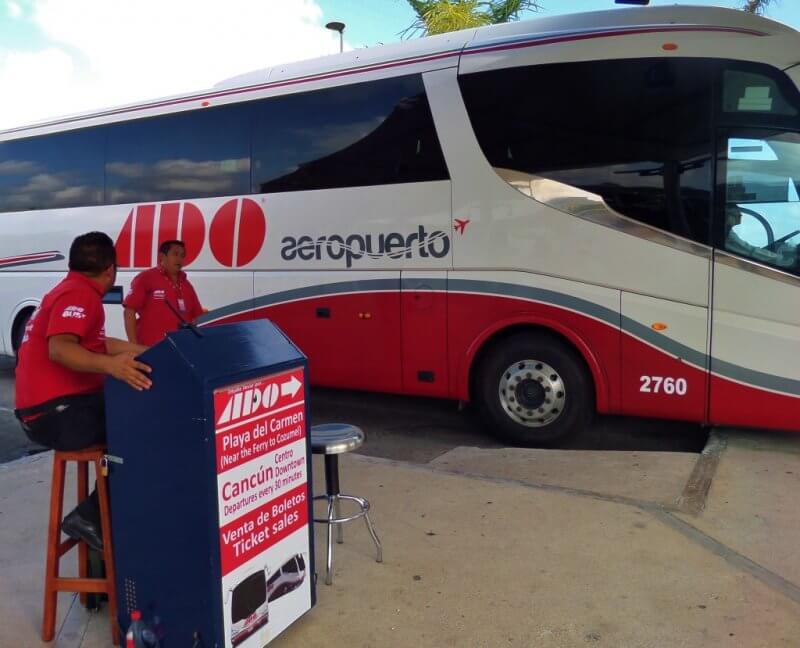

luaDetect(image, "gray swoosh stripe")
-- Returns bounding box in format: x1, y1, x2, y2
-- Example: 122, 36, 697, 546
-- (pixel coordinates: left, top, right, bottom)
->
624, 308, 800, 397
448, 278, 619, 327
198, 277, 800, 398
712, 357, 800, 398
401, 278, 447, 291
620, 316, 708, 369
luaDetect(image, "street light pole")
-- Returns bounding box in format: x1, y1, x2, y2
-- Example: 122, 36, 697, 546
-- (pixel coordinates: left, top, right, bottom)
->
325, 21, 345, 53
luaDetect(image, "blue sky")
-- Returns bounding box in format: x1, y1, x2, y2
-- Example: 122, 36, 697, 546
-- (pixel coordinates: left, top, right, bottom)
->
0, 0, 797, 130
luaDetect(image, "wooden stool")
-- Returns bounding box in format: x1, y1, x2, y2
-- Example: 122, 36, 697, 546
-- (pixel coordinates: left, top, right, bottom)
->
43, 446, 119, 645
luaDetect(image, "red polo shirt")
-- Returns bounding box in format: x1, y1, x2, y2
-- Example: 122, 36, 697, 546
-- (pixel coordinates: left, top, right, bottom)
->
124, 267, 203, 346
15, 272, 107, 410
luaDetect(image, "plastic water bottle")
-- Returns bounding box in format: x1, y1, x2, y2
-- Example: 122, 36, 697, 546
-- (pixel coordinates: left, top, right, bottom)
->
127, 610, 146, 648
126, 610, 162, 647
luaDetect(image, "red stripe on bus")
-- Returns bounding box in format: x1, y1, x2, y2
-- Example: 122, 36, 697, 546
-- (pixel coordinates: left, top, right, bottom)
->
463, 26, 767, 56
0, 252, 59, 265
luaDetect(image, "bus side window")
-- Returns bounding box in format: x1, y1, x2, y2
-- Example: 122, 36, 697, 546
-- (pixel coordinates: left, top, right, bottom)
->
0, 129, 104, 213
250, 74, 449, 194
719, 131, 800, 273
717, 63, 800, 273
105, 103, 252, 204
459, 58, 715, 245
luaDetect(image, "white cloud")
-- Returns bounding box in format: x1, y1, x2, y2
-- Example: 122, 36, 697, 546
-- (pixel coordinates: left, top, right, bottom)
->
7, 2, 22, 18
0, 159, 39, 174
0, 0, 347, 130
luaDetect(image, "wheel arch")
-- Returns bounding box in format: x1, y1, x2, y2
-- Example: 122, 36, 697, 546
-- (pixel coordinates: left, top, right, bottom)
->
8, 301, 38, 354
458, 316, 610, 412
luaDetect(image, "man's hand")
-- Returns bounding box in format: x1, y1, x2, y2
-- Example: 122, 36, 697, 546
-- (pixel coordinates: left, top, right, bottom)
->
106, 353, 152, 391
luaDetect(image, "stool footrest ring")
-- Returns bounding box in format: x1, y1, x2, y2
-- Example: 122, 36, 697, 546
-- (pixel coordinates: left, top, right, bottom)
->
312, 492, 383, 585
312, 494, 370, 525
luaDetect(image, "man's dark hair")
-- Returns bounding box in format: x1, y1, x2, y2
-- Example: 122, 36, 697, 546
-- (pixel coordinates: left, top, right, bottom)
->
159, 240, 185, 256
68, 232, 116, 274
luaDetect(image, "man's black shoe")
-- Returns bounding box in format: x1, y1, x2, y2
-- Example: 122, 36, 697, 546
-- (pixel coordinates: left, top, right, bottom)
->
61, 510, 104, 552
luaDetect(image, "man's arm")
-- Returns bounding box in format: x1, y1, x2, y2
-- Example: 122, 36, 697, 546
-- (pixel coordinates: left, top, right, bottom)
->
123, 308, 138, 344
49, 334, 152, 391
106, 337, 148, 356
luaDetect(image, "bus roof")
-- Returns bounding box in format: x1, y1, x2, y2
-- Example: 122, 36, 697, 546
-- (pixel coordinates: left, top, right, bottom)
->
1, 5, 796, 140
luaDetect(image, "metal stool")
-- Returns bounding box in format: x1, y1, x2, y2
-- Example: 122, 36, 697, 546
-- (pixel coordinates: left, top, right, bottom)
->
43, 446, 119, 645
311, 424, 382, 585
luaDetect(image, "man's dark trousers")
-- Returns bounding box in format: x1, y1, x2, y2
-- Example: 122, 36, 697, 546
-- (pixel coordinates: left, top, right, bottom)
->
16, 391, 106, 525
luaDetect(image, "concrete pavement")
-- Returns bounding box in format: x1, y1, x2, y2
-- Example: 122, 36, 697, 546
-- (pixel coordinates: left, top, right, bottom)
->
1, 428, 799, 647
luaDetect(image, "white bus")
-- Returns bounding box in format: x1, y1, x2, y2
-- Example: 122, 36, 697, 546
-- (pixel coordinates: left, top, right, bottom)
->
1, 5, 799, 445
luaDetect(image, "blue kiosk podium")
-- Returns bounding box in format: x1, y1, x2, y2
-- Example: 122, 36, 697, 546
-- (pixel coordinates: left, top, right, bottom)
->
105, 320, 315, 647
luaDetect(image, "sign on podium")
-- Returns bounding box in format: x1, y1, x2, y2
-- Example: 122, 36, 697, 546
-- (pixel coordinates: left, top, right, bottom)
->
105, 320, 315, 647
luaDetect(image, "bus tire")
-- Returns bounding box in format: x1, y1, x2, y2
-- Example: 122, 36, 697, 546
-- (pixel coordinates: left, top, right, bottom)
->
475, 332, 593, 447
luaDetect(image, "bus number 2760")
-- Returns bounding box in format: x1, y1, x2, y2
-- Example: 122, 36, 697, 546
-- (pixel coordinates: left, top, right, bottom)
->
639, 376, 687, 395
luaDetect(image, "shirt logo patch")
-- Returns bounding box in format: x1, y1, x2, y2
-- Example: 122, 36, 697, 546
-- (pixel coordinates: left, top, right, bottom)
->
61, 305, 86, 320
153, 290, 165, 300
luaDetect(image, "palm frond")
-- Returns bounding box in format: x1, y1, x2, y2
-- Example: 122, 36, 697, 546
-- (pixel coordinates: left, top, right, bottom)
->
742, 0, 775, 13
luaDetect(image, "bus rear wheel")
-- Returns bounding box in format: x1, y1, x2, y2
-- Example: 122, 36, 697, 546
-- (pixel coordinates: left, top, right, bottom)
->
476, 332, 593, 447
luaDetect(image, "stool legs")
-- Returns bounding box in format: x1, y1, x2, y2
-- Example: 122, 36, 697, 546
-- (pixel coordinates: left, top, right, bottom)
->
42, 455, 66, 642
324, 456, 344, 545
325, 497, 335, 586
314, 454, 383, 586
363, 508, 383, 564
95, 456, 119, 646
43, 451, 119, 646
77, 462, 89, 607
334, 498, 344, 545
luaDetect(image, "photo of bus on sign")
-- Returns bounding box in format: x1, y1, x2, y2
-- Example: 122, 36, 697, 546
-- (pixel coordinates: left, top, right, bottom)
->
227, 554, 308, 646
228, 565, 270, 646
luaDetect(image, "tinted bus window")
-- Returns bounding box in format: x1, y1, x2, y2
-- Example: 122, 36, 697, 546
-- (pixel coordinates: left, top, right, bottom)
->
459, 59, 715, 245
0, 129, 104, 212
721, 64, 800, 126
231, 571, 267, 623
251, 74, 449, 193
105, 104, 251, 204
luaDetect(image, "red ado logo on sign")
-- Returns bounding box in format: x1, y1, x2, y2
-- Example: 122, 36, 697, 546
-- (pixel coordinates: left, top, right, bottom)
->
216, 374, 303, 426
115, 198, 267, 269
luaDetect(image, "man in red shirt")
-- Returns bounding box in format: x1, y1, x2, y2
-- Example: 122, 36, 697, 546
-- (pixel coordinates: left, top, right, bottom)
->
123, 240, 204, 346
15, 232, 152, 552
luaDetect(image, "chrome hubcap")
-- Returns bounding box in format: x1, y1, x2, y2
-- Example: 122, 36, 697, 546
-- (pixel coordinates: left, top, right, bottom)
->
498, 359, 566, 428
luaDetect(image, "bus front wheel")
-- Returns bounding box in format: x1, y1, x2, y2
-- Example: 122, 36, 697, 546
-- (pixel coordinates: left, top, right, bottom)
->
476, 332, 593, 447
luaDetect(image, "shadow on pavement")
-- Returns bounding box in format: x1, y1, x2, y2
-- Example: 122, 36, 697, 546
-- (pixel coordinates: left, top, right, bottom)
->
310, 387, 709, 463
